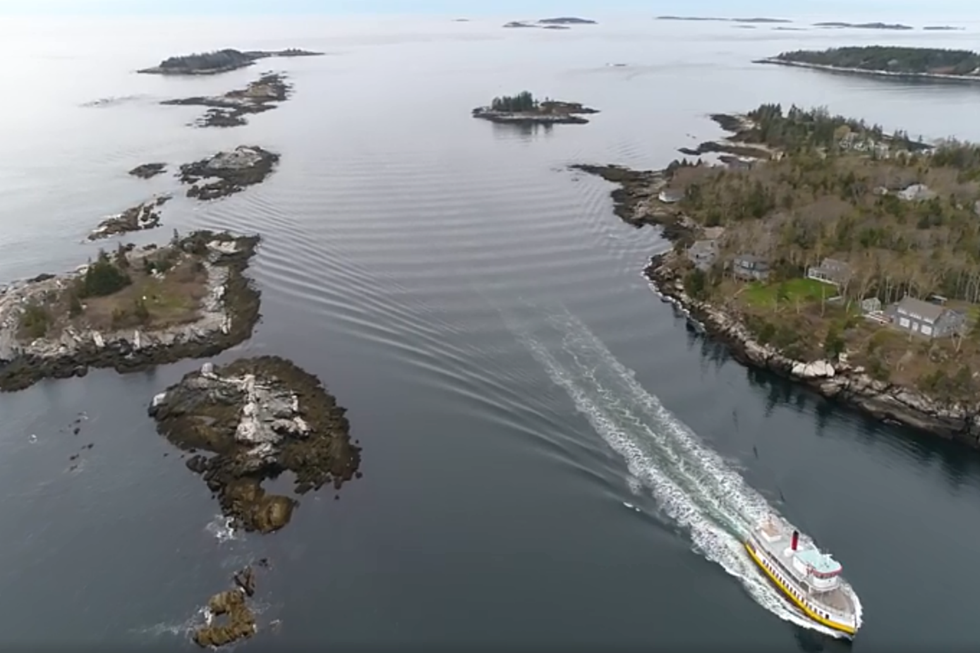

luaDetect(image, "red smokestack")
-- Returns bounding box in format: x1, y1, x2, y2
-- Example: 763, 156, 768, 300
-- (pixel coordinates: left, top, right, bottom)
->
791, 531, 799, 551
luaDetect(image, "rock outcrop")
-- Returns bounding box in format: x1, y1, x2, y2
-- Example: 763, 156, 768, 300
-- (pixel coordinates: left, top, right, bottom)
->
161, 72, 292, 128
128, 162, 167, 179
192, 565, 260, 648
148, 356, 362, 533
88, 195, 171, 240
179, 146, 279, 200
0, 231, 260, 392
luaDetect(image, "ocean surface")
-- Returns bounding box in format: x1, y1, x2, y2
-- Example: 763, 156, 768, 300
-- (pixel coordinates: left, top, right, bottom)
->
2, 13, 980, 652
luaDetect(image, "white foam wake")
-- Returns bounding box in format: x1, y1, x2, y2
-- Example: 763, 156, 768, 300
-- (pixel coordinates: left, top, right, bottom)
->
502, 301, 858, 637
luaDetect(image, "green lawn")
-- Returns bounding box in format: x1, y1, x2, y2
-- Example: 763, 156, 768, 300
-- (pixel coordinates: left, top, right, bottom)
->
742, 277, 835, 309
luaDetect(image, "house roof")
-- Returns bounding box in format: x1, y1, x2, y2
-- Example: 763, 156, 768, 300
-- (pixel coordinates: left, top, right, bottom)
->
895, 296, 947, 322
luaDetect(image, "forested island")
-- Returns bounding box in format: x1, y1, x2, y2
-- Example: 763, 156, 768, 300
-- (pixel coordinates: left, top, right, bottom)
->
503, 17, 596, 29
472, 91, 598, 125
758, 46, 980, 81
656, 16, 791, 23
813, 21, 912, 30
575, 103, 980, 446
138, 48, 323, 75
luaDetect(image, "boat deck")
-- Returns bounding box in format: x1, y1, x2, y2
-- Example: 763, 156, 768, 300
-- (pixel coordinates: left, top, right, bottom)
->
754, 526, 855, 617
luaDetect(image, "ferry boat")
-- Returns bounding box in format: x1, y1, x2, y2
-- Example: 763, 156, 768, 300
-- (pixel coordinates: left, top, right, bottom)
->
744, 516, 860, 637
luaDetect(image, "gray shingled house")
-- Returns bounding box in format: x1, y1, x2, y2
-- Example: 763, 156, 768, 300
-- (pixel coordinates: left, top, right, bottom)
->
687, 239, 719, 271
886, 296, 966, 338
732, 254, 770, 281
806, 258, 851, 286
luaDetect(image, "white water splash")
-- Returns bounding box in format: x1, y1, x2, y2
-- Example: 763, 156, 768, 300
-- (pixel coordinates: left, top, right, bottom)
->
501, 301, 860, 637
205, 514, 241, 544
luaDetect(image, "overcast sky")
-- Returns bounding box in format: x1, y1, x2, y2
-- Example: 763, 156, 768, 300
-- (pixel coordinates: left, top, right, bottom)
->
0, 0, 976, 18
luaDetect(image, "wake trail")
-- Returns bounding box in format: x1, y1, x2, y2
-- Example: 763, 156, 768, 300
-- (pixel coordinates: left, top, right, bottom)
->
497, 299, 848, 638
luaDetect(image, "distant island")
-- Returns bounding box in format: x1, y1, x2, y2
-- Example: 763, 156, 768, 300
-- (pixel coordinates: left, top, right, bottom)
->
924, 25, 965, 31
757, 46, 980, 82
138, 48, 323, 75
472, 91, 598, 125
813, 21, 912, 30
655, 16, 792, 23
503, 17, 596, 29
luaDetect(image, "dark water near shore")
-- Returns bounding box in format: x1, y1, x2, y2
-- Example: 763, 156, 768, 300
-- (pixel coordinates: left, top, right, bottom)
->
3, 14, 980, 652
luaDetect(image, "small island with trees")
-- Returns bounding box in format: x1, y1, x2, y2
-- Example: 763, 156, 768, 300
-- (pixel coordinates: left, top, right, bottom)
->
137, 48, 323, 75
813, 21, 912, 30
757, 46, 980, 82
575, 103, 980, 447
0, 230, 261, 392
472, 91, 598, 125
503, 17, 596, 29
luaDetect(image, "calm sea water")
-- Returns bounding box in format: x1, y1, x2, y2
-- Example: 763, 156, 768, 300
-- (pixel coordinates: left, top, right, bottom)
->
2, 14, 980, 652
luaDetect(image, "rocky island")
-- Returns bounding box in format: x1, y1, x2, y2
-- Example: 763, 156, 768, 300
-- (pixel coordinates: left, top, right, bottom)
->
161, 72, 291, 128
757, 46, 980, 82
128, 162, 167, 179
137, 48, 323, 75
472, 91, 598, 125
88, 195, 171, 241
576, 103, 980, 447
503, 17, 596, 28
813, 21, 912, 30
179, 146, 280, 200
0, 230, 260, 392
655, 16, 792, 23
148, 355, 362, 534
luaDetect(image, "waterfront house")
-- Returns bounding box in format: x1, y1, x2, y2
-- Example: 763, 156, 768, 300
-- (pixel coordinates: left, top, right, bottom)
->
732, 254, 770, 281
806, 258, 852, 287
687, 239, 719, 271
658, 189, 684, 204
885, 296, 966, 339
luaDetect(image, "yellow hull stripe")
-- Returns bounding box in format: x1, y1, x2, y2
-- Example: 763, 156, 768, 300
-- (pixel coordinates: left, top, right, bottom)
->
744, 541, 857, 636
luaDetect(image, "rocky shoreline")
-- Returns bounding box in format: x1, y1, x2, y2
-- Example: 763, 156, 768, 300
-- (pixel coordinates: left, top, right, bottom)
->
161, 72, 292, 128
754, 57, 980, 83
644, 253, 980, 446
148, 355, 362, 534
88, 195, 171, 240
0, 231, 260, 392
179, 146, 279, 200
575, 156, 980, 446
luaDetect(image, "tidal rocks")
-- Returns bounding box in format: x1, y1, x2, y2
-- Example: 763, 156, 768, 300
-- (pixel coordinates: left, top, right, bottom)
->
88, 195, 171, 240
0, 230, 260, 392
179, 146, 279, 200
192, 566, 259, 648
128, 162, 167, 179
472, 100, 599, 125
148, 356, 361, 533
161, 72, 292, 128
138, 48, 323, 75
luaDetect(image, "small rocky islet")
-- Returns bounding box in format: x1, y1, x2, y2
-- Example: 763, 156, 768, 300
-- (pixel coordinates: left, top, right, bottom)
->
472, 91, 598, 125
161, 72, 292, 128
0, 230, 260, 392
179, 145, 280, 200
148, 355, 362, 534
88, 195, 171, 241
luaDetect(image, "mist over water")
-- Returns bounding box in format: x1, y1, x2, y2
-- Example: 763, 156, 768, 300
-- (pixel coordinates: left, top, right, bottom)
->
1, 13, 980, 652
